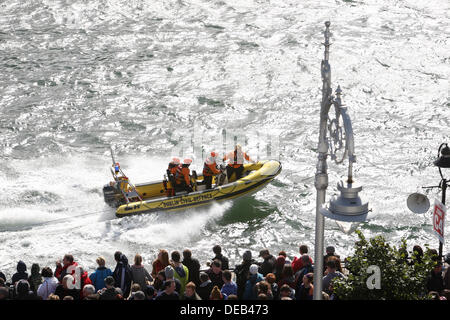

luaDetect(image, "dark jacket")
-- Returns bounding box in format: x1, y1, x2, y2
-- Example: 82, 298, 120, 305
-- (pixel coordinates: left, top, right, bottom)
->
182, 257, 201, 286
28, 264, 42, 293
206, 268, 224, 289
259, 255, 276, 276
212, 254, 229, 271
113, 255, 132, 298
155, 291, 179, 300
54, 284, 80, 300
234, 259, 258, 299
295, 283, 313, 300
99, 287, 120, 300
0, 271, 6, 282
197, 280, 214, 301
12, 261, 28, 285
426, 270, 444, 293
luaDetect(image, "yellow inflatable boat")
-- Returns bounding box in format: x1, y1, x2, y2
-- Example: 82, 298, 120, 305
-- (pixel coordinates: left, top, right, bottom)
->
103, 160, 282, 218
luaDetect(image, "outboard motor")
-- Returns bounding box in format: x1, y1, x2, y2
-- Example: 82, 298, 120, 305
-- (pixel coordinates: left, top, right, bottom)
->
103, 184, 120, 207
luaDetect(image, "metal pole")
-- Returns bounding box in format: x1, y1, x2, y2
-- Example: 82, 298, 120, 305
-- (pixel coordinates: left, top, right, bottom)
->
313, 21, 333, 300
439, 179, 447, 261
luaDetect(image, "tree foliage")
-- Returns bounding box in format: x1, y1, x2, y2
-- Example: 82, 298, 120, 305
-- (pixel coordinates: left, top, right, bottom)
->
333, 230, 437, 300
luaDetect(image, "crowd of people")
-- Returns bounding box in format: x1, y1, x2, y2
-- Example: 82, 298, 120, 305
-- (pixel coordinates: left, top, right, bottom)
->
0, 244, 449, 301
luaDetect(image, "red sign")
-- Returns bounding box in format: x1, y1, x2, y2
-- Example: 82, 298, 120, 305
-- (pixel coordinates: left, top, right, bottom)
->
433, 199, 446, 243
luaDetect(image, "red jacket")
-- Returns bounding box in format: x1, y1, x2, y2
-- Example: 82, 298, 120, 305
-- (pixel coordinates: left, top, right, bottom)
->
292, 255, 313, 274
55, 261, 92, 299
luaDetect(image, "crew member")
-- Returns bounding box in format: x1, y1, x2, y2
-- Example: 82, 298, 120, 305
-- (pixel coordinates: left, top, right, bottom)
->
174, 158, 193, 193
167, 157, 180, 176
202, 151, 221, 189
223, 144, 254, 182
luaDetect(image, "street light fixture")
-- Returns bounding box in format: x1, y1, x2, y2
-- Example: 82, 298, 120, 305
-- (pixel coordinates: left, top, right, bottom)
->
407, 143, 449, 260
313, 22, 370, 300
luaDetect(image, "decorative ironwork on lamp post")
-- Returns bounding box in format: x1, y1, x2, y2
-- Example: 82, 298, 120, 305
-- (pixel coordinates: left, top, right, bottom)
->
313, 21, 370, 300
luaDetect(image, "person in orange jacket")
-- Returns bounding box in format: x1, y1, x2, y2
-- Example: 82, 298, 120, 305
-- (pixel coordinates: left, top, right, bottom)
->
223, 144, 254, 182
168, 157, 180, 176
175, 158, 193, 192
203, 151, 221, 189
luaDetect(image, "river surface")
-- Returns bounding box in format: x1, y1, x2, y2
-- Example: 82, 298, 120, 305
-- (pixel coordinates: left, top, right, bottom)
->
0, 0, 449, 276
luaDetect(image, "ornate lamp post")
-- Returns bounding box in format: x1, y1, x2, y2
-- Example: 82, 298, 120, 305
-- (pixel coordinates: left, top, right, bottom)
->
313, 22, 370, 300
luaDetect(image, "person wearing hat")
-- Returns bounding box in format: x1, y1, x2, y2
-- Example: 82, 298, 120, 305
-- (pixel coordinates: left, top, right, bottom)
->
174, 158, 194, 193
234, 250, 258, 300
243, 264, 264, 300
203, 151, 221, 189
223, 144, 254, 182
164, 265, 182, 294
258, 249, 276, 277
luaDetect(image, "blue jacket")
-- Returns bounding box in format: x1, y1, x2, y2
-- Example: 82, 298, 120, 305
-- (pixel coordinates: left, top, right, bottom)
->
89, 267, 113, 292
243, 273, 264, 300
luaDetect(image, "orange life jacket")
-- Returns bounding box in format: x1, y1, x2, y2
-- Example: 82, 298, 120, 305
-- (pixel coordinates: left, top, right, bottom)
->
175, 165, 191, 185
203, 162, 220, 176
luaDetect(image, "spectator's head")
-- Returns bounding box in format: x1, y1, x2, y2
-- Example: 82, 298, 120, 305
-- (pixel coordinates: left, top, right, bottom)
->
281, 264, 294, 279
278, 251, 287, 258
17, 261, 27, 273
0, 278, 5, 288
326, 260, 337, 272
442, 289, 450, 301
227, 294, 238, 300
104, 276, 115, 288
82, 284, 95, 297
145, 285, 156, 299
185, 282, 196, 297
210, 286, 223, 300
131, 283, 141, 293
158, 250, 169, 266
258, 293, 268, 300
301, 254, 311, 265
200, 272, 210, 284
85, 294, 100, 300
62, 275, 74, 290
429, 291, 440, 300
256, 281, 269, 295
243, 250, 252, 262
15, 279, 30, 297
213, 245, 222, 255
165, 266, 174, 279
433, 261, 442, 274
63, 296, 74, 300
41, 267, 53, 278
279, 284, 292, 298
299, 245, 308, 255
157, 270, 166, 282
171, 251, 181, 263
134, 291, 145, 300
182, 249, 192, 260
96, 257, 106, 267
412, 245, 423, 259
31, 263, 40, 277
326, 246, 335, 255
134, 254, 143, 266
211, 260, 222, 274
249, 264, 259, 276
222, 270, 232, 283
303, 273, 314, 286
62, 254, 74, 267
163, 280, 175, 294
276, 256, 286, 268
259, 249, 270, 259
265, 273, 276, 285
429, 249, 439, 261
322, 291, 330, 300
114, 251, 122, 262
48, 294, 60, 300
